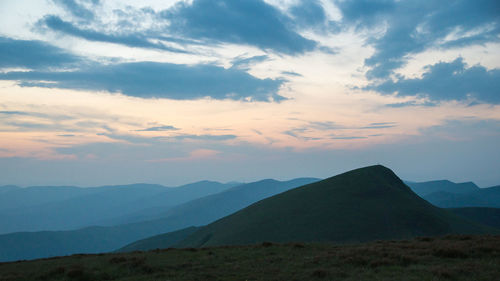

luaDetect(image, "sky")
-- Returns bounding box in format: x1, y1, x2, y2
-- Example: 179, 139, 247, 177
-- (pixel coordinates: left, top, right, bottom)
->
0, 0, 499, 187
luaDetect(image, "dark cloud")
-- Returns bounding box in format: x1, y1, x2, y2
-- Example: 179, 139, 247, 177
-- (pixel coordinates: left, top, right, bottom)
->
0, 61, 285, 102
290, 0, 327, 29
337, 0, 395, 28
40, 15, 188, 53
137, 125, 179, 132
0, 37, 79, 69
53, 0, 98, 20
335, 0, 500, 78
367, 58, 500, 104
162, 0, 317, 55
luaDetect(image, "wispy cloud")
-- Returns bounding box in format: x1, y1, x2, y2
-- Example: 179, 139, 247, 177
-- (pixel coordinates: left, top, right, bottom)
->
39, 15, 189, 53
360, 122, 397, 129
136, 125, 179, 132
173, 134, 237, 141
52, 0, 98, 20
331, 136, 367, 140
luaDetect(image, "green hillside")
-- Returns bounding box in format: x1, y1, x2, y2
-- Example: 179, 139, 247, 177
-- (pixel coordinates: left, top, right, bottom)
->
179, 165, 494, 247
449, 207, 500, 230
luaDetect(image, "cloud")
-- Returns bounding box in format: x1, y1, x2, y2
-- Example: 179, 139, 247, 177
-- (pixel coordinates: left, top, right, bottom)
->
173, 134, 237, 141
360, 122, 397, 129
231, 55, 269, 70
0, 111, 31, 116
53, 0, 98, 20
39, 15, 188, 53
384, 101, 437, 108
0, 61, 285, 101
331, 136, 367, 140
335, 0, 500, 78
367, 58, 500, 104
290, 0, 327, 29
309, 121, 345, 130
162, 0, 317, 54
0, 37, 79, 69
136, 125, 179, 132
281, 71, 302, 77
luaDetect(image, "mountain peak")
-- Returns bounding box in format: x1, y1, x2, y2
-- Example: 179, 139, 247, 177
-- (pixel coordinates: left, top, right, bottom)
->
178, 165, 489, 247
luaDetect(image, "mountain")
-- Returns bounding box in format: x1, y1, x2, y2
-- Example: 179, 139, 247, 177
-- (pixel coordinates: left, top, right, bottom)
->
405, 180, 479, 197
117, 227, 200, 252
448, 207, 500, 230
0, 185, 100, 211
0, 178, 317, 262
423, 185, 500, 208
0, 181, 236, 234
178, 165, 494, 248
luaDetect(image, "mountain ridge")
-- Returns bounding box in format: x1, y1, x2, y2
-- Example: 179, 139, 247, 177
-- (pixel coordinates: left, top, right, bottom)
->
178, 165, 494, 248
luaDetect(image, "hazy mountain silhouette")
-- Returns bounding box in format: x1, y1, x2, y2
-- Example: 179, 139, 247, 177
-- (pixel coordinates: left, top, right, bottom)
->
178, 165, 495, 248
0, 178, 317, 262
0, 181, 236, 234
424, 185, 500, 208
406, 180, 479, 197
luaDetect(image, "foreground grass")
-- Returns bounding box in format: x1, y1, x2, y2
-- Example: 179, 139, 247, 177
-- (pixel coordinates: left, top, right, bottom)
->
1, 235, 499, 281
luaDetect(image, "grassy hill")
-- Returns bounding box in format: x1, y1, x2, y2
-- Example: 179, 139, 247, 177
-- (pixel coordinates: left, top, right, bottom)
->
449, 207, 500, 230
178, 165, 494, 248
0, 235, 498, 281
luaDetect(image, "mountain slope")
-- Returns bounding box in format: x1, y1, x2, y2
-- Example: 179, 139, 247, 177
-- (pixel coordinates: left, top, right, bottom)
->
178, 165, 493, 248
424, 185, 500, 208
0, 178, 317, 262
406, 180, 479, 197
449, 207, 500, 230
117, 227, 200, 252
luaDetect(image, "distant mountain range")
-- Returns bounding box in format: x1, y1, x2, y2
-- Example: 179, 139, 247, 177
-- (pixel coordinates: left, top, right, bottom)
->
405, 180, 480, 197
0, 178, 317, 262
0, 167, 499, 262
0, 181, 237, 234
177, 165, 495, 248
406, 181, 500, 208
